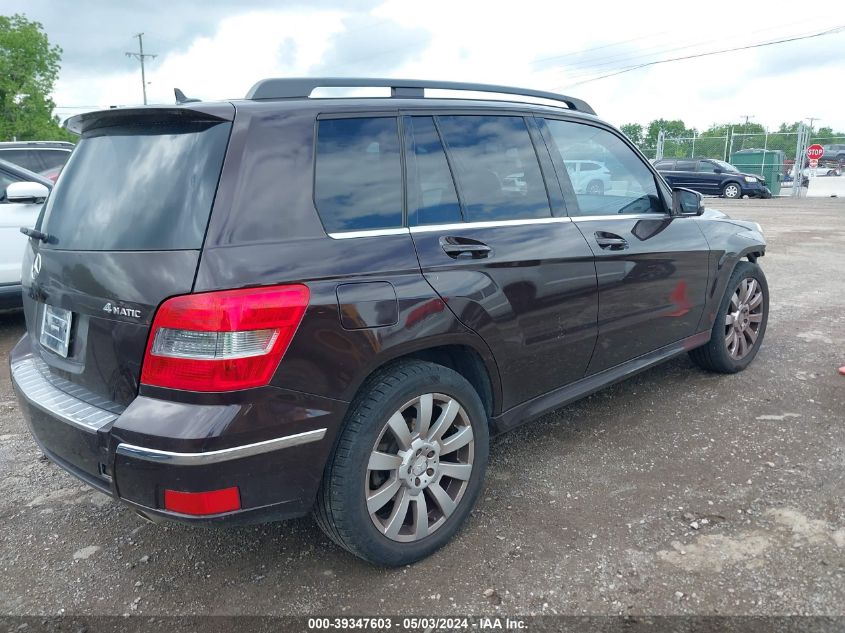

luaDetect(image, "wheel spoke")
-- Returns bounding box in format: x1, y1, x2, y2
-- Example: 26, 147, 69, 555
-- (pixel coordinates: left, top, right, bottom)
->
367, 477, 401, 514
747, 312, 763, 323
386, 411, 412, 450
412, 493, 429, 540
748, 291, 763, 310
744, 279, 757, 305
428, 482, 456, 519
725, 313, 735, 326
368, 451, 401, 471
737, 330, 748, 357
415, 393, 433, 437
427, 399, 460, 442
745, 327, 758, 345
439, 462, 472, 480
383, 489, 412, 539
440, 426, 473, 455
729, 293, 740, 311
725, 329, 737, 352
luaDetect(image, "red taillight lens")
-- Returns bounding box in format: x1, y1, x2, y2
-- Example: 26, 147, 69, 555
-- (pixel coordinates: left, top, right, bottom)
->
140, 285, 310, 391
164, 487, 241, 515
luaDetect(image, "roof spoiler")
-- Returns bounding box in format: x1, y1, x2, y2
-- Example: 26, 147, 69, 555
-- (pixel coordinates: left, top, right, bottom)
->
245, 77, 595, 115
63, 103, 234, 135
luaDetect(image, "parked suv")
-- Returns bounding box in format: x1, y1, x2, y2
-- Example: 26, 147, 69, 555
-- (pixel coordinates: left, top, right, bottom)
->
654, 158, 770, 199
0, 141, 74, 175
821, 144, 845, 163
9, 79, 768, 566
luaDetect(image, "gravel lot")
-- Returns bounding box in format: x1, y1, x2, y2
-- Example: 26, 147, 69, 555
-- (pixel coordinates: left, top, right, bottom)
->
0, 197, 843, 618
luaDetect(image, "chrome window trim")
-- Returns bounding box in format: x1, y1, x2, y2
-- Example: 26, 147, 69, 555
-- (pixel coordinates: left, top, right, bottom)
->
327, 227, 410, 239
571, 213, 672, 222
115, 428, 327, 466
409, 217, 572, 233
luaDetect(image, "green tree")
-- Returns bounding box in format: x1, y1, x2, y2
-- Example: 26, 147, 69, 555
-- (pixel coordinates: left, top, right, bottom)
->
619, 123, 644, 146
0, 14, 74, 141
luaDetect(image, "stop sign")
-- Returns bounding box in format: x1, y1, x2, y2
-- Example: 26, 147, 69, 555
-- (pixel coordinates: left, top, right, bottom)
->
807, 144, 824, 160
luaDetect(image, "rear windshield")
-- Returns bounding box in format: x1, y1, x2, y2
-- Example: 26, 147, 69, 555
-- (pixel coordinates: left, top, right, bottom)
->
40, 121, 230, 251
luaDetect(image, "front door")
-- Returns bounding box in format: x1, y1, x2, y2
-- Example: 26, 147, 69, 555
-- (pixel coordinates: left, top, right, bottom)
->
542, 118, 711, 375
405, 114, 598, 411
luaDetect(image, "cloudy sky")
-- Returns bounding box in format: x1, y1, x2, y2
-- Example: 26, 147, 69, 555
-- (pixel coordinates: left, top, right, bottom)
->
8, 0, 845, 132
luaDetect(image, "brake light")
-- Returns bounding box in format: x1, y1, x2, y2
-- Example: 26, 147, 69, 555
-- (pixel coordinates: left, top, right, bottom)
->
141, 285, 310, 391
164, 487, 241, 515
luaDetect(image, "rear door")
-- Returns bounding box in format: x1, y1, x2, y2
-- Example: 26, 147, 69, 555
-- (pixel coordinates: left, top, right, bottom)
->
0, 167, 43, 286
406, 113, 598, 411
21, 105, 234, 406
541, 118, 710, 375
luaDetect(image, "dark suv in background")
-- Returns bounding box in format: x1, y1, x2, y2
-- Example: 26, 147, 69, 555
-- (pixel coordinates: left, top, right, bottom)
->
0, 141, 74, 178
9, 78, 768, 566
654, 157, 770, 199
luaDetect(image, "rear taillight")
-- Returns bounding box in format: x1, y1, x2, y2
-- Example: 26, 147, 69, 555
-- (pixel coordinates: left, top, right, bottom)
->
141, 285, 310, 391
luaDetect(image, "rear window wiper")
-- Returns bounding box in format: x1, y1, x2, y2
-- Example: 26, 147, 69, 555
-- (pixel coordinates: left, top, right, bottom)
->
20, 227, 53, 243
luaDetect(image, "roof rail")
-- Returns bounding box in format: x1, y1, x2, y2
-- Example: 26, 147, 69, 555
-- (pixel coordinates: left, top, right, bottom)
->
244, 77, 596, 115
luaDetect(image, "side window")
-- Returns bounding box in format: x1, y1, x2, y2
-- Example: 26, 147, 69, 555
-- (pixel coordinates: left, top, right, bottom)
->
0, 149, 43, 173
406, 117, 462, 226
314, 117, 402, 232
40, 150, 70, 171
654, 160, 674, 170
697, 161, 719, 173
545, 119, 664, 216
675, 160, 696, 171
436, 115, 551, 222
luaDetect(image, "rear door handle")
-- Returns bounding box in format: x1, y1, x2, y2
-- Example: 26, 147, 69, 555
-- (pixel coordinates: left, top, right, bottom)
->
594, 232, 628, 250
439, 236, 492, 259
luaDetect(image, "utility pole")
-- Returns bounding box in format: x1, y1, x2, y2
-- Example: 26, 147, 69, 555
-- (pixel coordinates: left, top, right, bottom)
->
739, 115, 754, 150
125, 33, 156, 105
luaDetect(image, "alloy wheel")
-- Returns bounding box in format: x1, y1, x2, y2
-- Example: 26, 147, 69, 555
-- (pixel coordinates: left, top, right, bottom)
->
724, 278, 764, 360
366, 393, 474, 542
724, 184, 740, 198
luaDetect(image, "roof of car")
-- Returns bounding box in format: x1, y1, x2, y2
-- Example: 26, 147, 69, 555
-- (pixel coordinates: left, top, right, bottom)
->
0, 141, 74, 149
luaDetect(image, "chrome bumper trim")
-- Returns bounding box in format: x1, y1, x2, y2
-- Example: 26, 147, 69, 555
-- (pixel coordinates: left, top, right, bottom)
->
10, 356, 120, 433
115, 428, 327, 465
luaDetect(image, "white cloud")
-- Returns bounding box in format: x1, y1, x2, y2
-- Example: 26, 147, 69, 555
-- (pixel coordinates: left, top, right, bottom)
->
52, 1, 845, 132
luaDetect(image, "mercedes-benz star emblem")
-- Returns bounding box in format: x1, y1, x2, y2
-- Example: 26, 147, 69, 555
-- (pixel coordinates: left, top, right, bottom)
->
31, 253, 42, 280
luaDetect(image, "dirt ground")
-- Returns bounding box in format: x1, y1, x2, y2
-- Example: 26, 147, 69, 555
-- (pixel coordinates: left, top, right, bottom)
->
0, 196, 842, 618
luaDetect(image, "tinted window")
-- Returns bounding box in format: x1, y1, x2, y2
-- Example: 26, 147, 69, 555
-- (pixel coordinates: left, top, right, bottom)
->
40, 121, 231, 251
0, 149, 43, 172
697, 161, 719, 173
675, 160, 696, 171
38, 149, 71, 171
315, 117, 402, 232
654, 160, 674, 170
436, 115, 550, 222
545, 119, 663, 216
406, 117, 462, 226
0, 170, 16, 201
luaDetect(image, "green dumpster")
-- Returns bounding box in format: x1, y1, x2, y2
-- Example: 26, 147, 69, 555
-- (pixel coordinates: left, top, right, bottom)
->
730, 148, 785, 196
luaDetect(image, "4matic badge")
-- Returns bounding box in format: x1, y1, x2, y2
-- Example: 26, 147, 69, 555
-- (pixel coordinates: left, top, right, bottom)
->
102, 302, 142, 319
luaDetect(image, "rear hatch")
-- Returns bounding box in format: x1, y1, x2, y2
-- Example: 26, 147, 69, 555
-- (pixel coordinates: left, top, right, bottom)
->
21, 104, 234, 407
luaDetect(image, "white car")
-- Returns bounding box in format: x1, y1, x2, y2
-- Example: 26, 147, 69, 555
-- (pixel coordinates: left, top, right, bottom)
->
0, 159, 51, 309
562, 159, 612, 195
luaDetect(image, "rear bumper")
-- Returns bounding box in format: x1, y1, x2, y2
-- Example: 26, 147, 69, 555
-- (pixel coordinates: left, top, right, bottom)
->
10, 334, 346, 525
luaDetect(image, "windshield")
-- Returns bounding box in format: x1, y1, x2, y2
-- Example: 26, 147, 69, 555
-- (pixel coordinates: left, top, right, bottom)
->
711, 159, 738, 172
40, 120, 231, 251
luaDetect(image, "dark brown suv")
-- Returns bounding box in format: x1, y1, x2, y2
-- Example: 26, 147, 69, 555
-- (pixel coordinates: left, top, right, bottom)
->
9, 78, 768, 565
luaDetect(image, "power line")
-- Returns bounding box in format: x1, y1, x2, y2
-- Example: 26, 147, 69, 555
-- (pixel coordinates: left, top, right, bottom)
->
558, 25, 845, 89
125, 33, 157, 105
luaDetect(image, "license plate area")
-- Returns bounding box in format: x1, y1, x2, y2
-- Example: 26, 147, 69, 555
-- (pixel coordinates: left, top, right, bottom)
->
40, 304, 73, 357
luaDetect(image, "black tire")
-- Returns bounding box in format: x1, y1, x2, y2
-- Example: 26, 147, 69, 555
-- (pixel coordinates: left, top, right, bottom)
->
722, 182, 742, 199
314, 360, 489, 566
586, 180, 604, 195
689, 261, 769, 373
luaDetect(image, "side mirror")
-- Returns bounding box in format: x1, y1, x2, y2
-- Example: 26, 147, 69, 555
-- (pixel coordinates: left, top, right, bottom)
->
672, 187, 704, 216
6, 181, 50, 203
